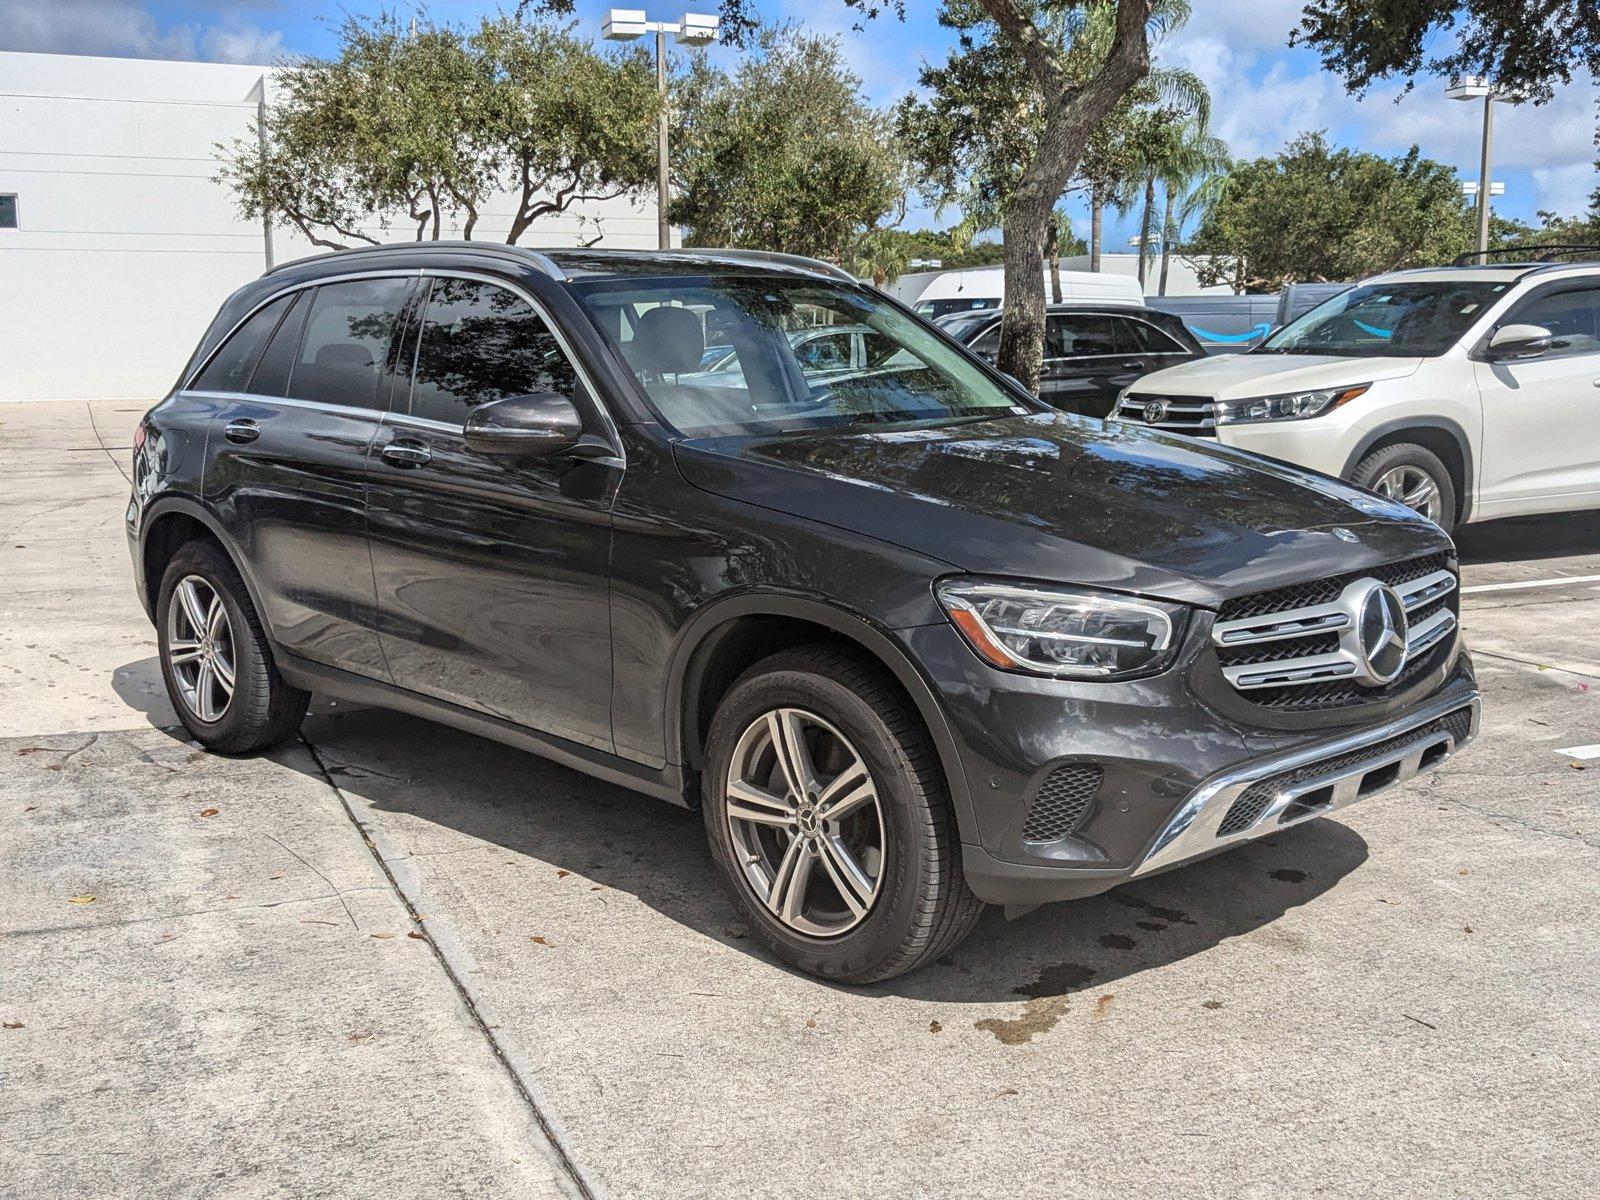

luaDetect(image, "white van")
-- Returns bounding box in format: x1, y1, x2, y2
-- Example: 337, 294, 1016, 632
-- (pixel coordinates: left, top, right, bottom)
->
890, 266, 1144, 320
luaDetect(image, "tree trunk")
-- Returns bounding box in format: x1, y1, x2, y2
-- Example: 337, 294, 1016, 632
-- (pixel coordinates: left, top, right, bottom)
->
1090, 190, 1103, 272
1158, 188, 1175, 297
988, 0, 1154, 391
1137, 176, 1155, 290
1048, 222, 1063, 304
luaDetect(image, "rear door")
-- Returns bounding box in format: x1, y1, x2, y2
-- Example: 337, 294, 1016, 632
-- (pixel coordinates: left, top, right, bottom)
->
201, 275, 414, 678
1040, 313, 1126, 416
1474, 281, 1600, 514
366, 274, 620, 750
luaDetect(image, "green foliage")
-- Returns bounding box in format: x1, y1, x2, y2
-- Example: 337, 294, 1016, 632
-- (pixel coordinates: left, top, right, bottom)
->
1184, 133, 1476, 290
1294, 1, 1600, 105
668, 25, 907, 260
217, 11, 660, 248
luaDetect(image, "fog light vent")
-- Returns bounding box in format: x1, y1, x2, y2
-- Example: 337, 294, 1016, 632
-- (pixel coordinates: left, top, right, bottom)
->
1021, 765, 1102, 843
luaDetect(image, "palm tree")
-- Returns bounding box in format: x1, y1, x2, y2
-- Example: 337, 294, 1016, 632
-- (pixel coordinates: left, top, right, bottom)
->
849, 228, 910, 289
1155, 121, 1230, 295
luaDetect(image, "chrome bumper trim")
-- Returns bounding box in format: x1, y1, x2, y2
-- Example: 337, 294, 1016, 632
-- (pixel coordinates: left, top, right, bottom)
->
1131, 691, 1481, 878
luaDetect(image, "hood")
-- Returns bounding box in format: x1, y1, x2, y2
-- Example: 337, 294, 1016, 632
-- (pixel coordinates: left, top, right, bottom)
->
1133, 352, 1424, 399
673, 413, 1449, 609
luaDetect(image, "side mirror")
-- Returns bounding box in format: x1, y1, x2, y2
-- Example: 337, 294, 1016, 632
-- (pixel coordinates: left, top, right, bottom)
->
1486, 323, 1553, 361
463, 393, 583, 457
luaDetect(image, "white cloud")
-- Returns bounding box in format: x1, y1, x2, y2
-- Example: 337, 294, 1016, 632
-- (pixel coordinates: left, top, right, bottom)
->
0, 0, 283, 65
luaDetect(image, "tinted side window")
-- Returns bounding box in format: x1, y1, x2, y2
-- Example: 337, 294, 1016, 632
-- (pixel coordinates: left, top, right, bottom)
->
191, 294, 291, 393
1513, 287, 1600, 354
1118, 317, 1185, 354
290, 278, 411, 410
794, 331, 853, 374
247, 290, 310, 398
410, 278, 580, 425
1047, 314, 1117, 358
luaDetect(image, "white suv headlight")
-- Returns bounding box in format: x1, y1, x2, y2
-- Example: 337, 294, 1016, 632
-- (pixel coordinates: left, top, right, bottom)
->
936, 580, 1184, 679
1214, 383, 1370, 425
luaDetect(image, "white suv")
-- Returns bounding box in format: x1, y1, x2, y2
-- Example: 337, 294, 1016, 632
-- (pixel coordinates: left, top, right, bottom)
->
1114, 261, 1600, 532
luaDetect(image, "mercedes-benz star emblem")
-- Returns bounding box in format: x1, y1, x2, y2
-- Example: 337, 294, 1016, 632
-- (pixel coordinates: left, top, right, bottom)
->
1142, 400, 1166, 423
1354, 582, 1409, 684
1332, 527, 1359, 543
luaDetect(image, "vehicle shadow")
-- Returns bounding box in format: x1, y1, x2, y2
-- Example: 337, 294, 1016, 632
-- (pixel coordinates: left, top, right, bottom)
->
251, 702, 1368, 1005
1455, 508, 1600, 565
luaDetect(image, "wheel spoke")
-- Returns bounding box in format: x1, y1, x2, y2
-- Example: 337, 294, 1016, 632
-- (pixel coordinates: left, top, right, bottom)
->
817, 778, 875, 823
1403, 480, 1436, 511
766, 833, 815, 924
167, 640, 202, 665
205, 594, 227, 640
177, 579, 208, 636
767, 709, 817, 798
817, 833, 874, 916
194, 662, 217, 721
211, 649, 236, 693
726, 779, 795, 828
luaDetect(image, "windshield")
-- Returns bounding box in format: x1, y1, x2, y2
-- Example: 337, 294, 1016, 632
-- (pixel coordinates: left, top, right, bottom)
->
1258, 281, 1509, 358
573, 276, 1030, 437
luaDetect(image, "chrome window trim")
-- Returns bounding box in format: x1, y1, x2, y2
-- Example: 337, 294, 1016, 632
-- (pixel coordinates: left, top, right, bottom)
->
181, 268, 423, 395
178, 391, 391, 424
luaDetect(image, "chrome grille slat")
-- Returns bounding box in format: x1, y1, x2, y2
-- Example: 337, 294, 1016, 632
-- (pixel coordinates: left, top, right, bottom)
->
1212, 553, 1460, 712
1116, 393, 1217, 436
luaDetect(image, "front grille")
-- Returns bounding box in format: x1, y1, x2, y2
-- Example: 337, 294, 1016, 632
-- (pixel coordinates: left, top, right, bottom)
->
1021, 765, 1102, 842
1216, 707, 1474, 837
1213, 552, 1459, 712
1116, 392, 1217, 436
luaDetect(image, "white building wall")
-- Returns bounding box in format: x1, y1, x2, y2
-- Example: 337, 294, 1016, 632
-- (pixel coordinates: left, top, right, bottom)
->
0, 51, 661, 402
1060, 252, 1233, 297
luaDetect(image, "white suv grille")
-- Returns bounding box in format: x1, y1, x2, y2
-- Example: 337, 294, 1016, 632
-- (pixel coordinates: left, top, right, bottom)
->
1116, 392, 1216, 435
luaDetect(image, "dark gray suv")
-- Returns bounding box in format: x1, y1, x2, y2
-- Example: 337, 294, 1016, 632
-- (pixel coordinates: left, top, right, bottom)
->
128, 244, 1479, 982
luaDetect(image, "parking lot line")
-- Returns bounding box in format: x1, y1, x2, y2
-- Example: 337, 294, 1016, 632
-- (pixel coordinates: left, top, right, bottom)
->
1460, 574, 1600, 595
1555, 743, 1600, 760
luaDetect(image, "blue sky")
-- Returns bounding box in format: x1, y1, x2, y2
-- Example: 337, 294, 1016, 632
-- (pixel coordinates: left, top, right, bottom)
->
5, 0, 1596, 246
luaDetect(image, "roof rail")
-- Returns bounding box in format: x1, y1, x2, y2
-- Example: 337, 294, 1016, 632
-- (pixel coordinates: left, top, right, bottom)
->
670, 248, 859, 283
266, 240, 567, 281
1452, 243, 1600, 266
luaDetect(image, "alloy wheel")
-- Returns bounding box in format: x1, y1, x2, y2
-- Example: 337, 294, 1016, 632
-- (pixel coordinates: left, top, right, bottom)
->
166, 575, 236, 724
723, 707, 885, 938
1373, 464, 1444, 523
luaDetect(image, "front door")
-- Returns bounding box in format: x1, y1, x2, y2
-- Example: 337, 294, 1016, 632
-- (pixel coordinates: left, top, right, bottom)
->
366, 274, 620, 751
201, 275, 413, 678
1474, 281, 1600, 516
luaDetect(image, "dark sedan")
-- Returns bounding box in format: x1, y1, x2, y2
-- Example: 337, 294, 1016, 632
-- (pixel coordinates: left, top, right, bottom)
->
937, 303, 1204, 416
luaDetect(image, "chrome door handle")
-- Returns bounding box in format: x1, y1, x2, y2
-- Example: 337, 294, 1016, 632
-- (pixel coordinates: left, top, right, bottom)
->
223, 419, 259, 444
381, 441, 431, 467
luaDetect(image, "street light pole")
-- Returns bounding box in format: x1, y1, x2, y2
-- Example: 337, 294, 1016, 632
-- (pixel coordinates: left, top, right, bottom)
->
1447, 78, 1514, 257
603, 9, 720, 252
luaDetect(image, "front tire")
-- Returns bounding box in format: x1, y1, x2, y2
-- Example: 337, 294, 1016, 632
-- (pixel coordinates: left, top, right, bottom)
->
1350, 442, 1457, 532
702, 645, 985, 983
156, 541, 309, 754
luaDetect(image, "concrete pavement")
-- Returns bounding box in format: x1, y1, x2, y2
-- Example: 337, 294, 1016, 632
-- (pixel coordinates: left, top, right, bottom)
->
3, 400, 1597, 1198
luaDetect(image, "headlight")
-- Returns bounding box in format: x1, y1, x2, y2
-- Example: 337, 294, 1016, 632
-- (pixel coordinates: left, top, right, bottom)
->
936, 579, 1185, 679
1214, 383, 1370, 425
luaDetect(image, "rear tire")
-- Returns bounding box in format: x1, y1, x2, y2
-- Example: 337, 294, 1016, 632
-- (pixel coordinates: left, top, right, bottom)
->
701, 645, 985, 983
1349, 442, 1457, 533
156, 541, 309, 754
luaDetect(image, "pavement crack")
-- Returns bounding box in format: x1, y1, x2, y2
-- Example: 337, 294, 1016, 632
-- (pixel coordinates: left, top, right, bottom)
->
263, 832, 360, 929
1430, 795, 1600, 851
4, 889, 387, 939
1472, 648, 1600, 682
297, 731, 601, 1200
85, 402, 134, 486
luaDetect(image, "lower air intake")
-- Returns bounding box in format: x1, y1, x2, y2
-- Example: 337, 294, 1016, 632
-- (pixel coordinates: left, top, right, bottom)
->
1021, 765, 1103, 843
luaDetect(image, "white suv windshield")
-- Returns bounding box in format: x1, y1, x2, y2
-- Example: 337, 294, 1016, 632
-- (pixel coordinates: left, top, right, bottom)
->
1259, 280, 1511, 358
574, 276, 1029, 437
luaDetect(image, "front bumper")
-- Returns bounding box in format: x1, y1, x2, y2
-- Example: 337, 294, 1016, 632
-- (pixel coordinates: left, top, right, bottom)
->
958, 685, 1479, 906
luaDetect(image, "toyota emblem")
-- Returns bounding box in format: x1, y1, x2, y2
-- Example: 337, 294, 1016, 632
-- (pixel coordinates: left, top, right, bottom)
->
1142, 400, 1166, 423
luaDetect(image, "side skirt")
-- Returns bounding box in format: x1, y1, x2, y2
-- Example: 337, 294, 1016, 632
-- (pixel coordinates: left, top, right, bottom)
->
276, 651, 691, 808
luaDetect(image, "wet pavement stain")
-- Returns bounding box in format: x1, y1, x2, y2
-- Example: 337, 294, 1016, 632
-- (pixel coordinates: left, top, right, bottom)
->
1098, 933, 1137, 950
1135, 920, 1167, 932
974, 963, 1097, 1046
1112, 894, 1197, 925
1270, 868, 1309, 883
